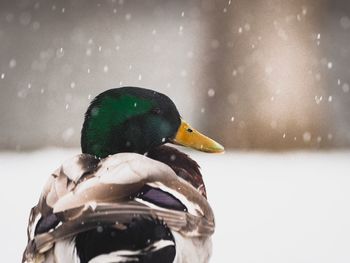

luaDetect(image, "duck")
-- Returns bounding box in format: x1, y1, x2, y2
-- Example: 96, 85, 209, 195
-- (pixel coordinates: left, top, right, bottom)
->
23, 86, 224, 263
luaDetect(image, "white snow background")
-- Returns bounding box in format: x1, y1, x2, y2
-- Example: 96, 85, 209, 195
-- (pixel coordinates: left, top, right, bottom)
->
1, 148, 350, 262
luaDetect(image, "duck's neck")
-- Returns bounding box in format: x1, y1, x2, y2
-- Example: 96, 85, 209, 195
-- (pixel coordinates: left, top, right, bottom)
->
147, 145, 206, 197
81, 124, 149, 158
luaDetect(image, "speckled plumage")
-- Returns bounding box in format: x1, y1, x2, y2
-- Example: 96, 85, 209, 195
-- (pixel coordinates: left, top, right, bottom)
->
23, 150, 214, 263
23, 87, 221, 263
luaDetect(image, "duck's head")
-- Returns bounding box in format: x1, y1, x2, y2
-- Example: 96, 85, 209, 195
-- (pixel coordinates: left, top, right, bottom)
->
81, 87, 224, 158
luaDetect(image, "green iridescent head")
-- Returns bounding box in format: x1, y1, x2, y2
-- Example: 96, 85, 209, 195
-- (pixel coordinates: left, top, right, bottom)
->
81, 87, 224, 158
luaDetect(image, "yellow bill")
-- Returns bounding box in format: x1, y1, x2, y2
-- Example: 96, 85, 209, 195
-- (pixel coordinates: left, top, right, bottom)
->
171, 119, 224, 153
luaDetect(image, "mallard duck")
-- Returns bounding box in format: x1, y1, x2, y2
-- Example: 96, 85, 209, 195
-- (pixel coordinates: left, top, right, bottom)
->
23, 87, 224, 263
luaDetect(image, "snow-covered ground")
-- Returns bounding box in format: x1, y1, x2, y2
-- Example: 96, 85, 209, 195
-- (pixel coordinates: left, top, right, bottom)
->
1, 149, 350, 263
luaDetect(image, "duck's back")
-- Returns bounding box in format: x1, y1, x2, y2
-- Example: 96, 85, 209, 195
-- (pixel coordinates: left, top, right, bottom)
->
23, 151, 214, 263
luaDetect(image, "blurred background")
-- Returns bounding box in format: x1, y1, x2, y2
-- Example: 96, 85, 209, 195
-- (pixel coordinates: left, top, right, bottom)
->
1, 1, 350, 263
1, 0, 350, 151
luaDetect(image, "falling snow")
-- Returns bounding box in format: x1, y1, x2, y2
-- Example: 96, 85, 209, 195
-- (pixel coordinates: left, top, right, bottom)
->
9, 59, 16, 68
340, 16, 350, 30
19, 12, 31, 26
342, 83, 349, 93
2, 1, 350, 261
62, 128, 75, 142
303, 132, 312, 142
56, 48, 64, 58
125, 13, 132, 21
208, 89, 215, 97
315, 95, 323, 104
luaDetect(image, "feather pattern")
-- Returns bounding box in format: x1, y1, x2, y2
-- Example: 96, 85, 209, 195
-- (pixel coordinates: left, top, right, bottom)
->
23, 152, 214, 263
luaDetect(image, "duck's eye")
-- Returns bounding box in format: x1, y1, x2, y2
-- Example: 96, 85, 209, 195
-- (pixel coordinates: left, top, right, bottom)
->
151, 108, 161, 115
186, 128, 193, 133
